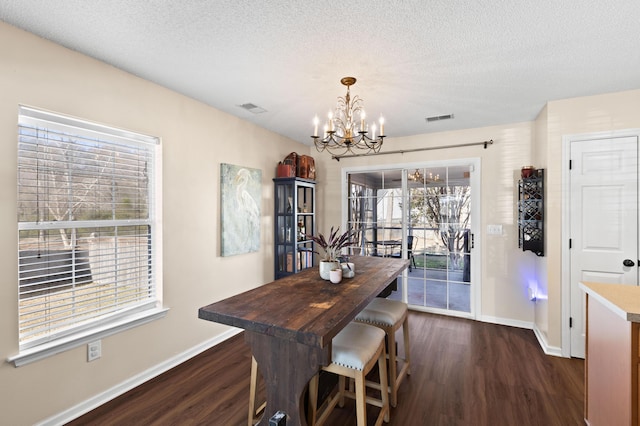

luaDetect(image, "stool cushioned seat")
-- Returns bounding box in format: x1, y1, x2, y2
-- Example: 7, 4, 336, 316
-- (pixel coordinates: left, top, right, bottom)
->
332, 322, 385, 370
355, 297, 406, 326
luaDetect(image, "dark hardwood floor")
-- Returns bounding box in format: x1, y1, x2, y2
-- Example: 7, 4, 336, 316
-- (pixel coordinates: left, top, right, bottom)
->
67, 312, 584, 426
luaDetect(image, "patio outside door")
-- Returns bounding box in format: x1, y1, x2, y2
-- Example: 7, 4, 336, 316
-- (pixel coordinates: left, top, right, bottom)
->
346, 163, 475, 317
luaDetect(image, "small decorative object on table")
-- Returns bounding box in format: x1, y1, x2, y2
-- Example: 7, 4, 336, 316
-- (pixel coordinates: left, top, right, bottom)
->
329, 268, 342, 284
307, 226, 356, 280
341, 261, 355, 278
337, 255, 355, 278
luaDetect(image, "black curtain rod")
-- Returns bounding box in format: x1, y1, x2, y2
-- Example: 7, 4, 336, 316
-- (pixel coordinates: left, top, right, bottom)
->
332, 139, 494, 161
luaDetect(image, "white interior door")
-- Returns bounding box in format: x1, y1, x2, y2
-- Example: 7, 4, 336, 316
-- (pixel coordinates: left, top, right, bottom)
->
570, 136, 638, 358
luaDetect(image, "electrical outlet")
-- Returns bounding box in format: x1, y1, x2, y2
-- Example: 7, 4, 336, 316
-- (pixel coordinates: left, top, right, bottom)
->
88, 340, 101, 362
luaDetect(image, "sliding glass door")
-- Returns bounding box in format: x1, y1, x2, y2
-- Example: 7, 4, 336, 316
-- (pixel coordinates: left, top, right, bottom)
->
346, 162, 476, 317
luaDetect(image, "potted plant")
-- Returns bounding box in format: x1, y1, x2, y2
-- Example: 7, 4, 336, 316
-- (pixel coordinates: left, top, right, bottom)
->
307, 226, 355, 280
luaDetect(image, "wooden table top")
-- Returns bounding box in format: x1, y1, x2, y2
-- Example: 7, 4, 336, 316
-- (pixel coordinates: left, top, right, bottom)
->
199, 256, 409, 348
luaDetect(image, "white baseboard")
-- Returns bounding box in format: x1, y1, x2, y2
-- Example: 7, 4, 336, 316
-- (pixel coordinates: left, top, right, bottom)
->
478, 315, 564, 357
532, 323, 563, 357
479, 315, 533, 330
36, 328, 243, 426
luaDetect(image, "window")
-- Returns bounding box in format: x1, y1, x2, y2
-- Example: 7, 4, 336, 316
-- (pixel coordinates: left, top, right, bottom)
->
13, 106, 164, 364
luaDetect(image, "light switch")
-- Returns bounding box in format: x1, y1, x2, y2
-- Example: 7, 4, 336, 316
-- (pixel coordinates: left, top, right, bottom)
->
487, 224, 503, 235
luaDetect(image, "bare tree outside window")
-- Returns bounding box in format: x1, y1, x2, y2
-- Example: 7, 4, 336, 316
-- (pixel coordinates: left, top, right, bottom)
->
409, 185, 470, 268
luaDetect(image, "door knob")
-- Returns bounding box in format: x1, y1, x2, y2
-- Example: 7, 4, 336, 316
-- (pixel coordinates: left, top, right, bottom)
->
623, 259, 635, 267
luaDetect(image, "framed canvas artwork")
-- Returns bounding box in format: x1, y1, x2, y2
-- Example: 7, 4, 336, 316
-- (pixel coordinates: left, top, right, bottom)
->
220, 163, 262, 256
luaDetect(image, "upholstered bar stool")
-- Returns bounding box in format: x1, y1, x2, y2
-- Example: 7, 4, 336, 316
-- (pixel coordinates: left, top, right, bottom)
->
355, 298, 411, 407
308, 321, 389, 426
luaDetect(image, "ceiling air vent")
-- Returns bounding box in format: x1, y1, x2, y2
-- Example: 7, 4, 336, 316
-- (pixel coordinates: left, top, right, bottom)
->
425, 113, 454, 123
238, 103, 267, 114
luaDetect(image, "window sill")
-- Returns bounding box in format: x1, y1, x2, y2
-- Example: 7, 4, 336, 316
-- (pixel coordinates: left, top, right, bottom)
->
7, 307, 169, 367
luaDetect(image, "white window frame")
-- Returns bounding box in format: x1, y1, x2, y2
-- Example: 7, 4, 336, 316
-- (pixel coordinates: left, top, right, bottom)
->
9, 106, 166, 367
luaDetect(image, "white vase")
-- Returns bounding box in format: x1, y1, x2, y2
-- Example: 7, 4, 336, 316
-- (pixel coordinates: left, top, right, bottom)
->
341, 262, 355, 278
319, 261, 340, 280
329, 268, 343, 284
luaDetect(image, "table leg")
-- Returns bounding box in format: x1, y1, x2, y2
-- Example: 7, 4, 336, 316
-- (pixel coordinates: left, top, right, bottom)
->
246, 331, 330, 426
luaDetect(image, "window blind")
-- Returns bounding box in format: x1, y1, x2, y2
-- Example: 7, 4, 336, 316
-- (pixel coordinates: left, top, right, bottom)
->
17, 106, 159, 349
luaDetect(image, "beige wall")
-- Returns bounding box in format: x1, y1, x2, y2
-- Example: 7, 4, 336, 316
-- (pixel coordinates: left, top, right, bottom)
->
0, 22, 310, 425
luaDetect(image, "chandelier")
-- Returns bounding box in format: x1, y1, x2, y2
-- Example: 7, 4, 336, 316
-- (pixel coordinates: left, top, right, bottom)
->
408, 169, 441, 184
311, 77, 385, 156
408, 169, 423, 182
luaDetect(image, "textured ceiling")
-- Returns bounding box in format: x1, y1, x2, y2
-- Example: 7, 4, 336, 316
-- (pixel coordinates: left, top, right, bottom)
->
1, 1, 639, 145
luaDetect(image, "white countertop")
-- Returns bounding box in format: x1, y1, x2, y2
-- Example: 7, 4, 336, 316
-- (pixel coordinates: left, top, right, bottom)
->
580, 281, 640, 322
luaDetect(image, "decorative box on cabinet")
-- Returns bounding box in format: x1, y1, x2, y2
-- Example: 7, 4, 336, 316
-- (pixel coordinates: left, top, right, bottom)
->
518, 168, 544, 256
273, 177, 316, 279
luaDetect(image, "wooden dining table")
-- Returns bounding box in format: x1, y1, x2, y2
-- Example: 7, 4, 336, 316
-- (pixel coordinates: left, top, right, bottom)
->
198, 255, 409, 426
